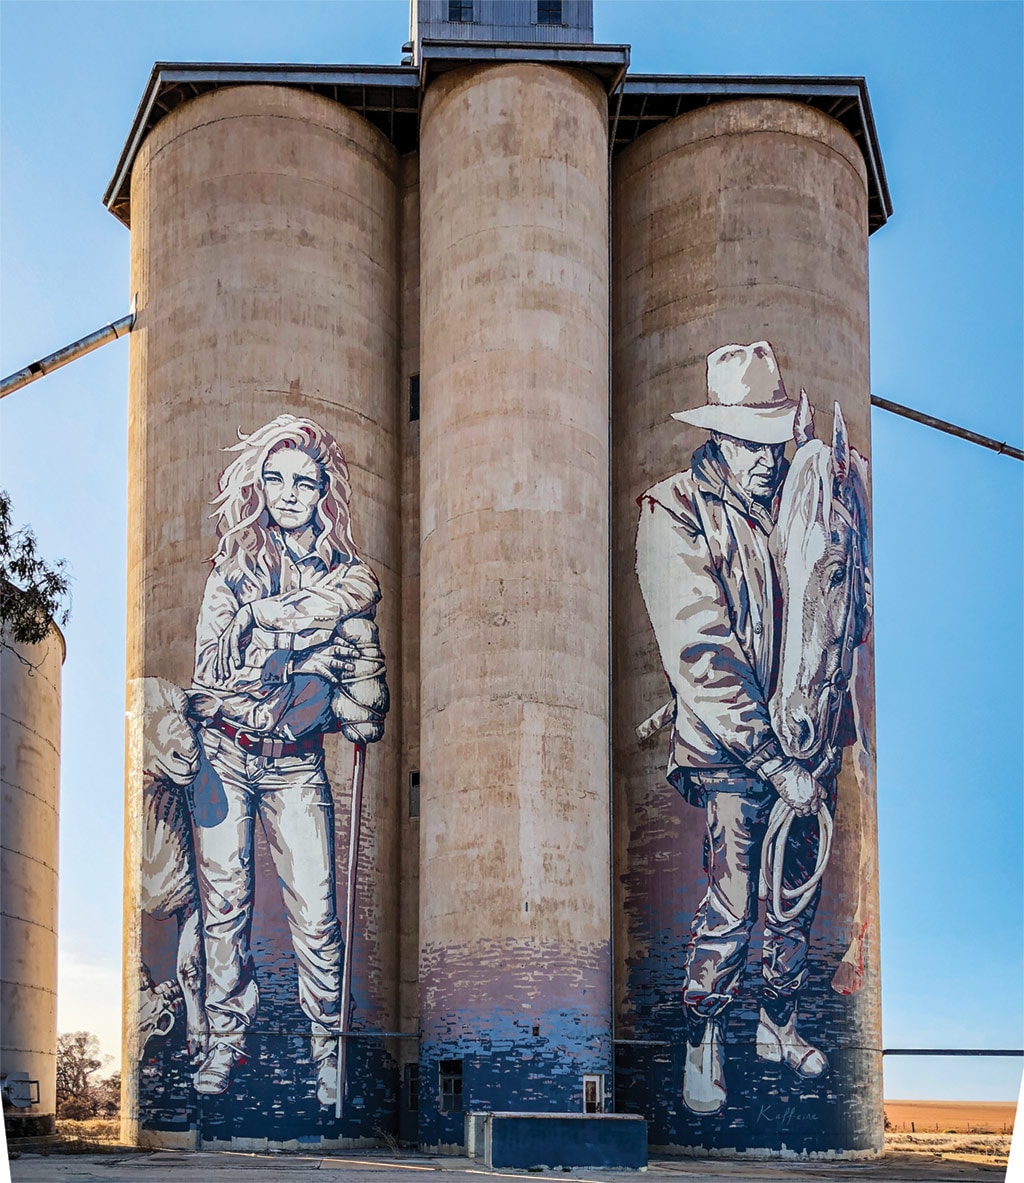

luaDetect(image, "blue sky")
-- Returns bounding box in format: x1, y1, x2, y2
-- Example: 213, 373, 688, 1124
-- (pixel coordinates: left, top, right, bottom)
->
1, 1, 1021, 1102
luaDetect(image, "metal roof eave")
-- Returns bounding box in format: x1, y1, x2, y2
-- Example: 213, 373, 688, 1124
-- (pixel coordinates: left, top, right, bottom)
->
103, 63, 889, 234
616, 74, 892, 232
103, 62, 420, 227
417, 38, 630, 91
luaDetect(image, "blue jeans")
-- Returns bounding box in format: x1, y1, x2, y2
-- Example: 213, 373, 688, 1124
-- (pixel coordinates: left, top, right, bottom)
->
683, 772, 826, 1019
192, 727, 342, 1044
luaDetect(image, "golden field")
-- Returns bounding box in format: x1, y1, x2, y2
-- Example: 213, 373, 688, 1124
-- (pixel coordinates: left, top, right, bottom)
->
884, 1100, 1015, 1169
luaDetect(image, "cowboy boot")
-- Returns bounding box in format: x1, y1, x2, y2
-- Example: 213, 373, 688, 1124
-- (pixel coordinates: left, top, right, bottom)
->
193, 1037, 247, 1095
312, 1034, 340, 1108
756, 997, 828, 1079
682, 1010, 727, 1115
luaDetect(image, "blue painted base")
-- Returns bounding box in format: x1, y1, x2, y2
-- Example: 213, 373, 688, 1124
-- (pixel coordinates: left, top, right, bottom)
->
486, 1113, 648, 1169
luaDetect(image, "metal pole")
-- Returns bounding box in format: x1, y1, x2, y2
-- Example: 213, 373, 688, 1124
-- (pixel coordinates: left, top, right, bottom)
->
336, 741, 367, 1120
882, 1048, 1024, 1057
0, 312, 135, 400
872, 394, 1023, 462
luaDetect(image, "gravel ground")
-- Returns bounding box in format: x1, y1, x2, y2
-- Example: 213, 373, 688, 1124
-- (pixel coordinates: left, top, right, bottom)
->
6, 1149, 1009, 1183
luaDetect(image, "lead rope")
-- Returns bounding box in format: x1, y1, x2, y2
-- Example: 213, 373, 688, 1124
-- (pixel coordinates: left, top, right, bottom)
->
758, 724, 840, 922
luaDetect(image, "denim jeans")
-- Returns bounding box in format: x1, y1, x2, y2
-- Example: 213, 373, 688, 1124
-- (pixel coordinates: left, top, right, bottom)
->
193, 727, 342, 1045
682, 771, 827, 1018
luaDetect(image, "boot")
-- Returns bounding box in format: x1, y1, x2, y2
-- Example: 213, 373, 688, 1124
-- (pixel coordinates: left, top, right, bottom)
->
193, 1038, 246, 1095
312, 1034, 340, 1108
682, 1012, 726, 1115
756, 1002, 828, 1079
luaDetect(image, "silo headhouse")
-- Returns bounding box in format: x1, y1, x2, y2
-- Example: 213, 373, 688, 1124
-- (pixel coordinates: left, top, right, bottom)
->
108, 0, 890, 1160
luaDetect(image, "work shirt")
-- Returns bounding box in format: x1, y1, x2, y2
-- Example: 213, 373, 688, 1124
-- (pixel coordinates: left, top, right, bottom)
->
193, 531, 380, 738
635, 442, 787, 805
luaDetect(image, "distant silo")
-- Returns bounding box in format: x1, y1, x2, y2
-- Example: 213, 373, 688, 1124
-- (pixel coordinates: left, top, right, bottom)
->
612, 99, 881, 1156
418, 61, 613, 1150
1, 622, 64, 1138
122, 84, 402, 1149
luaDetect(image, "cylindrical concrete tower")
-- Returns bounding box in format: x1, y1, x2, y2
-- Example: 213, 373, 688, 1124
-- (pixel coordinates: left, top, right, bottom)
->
418, 63, 612, 1149
1, 623, 64, 1138
123, 84, 402, 1149
612, 99, 881, 1156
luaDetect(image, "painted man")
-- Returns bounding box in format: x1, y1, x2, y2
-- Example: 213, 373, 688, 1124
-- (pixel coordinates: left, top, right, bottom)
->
635, 342, 828, 1116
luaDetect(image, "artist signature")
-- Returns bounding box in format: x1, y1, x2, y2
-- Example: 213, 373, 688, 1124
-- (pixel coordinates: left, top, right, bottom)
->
754, 1104, 822, 1130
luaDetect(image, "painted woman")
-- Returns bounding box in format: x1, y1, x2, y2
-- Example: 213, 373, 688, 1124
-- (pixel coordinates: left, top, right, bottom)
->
188, 413, 388, 1104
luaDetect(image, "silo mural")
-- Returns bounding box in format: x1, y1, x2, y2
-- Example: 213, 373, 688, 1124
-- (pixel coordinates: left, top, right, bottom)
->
121, 84, 402, 1149
100, 19, 890, 1158
631, 344, 873, 1133
134, 414, 389, 1109
611, 99, 882, 1158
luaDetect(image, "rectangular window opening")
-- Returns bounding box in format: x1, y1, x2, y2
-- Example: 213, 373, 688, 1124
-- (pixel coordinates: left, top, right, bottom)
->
439, 1059, 463, 1113
409, 373, 420, 422
409, 770, 421, 818
583, 1074, 604, 1114
448, 0, 473, 21
537, 0, 563, 25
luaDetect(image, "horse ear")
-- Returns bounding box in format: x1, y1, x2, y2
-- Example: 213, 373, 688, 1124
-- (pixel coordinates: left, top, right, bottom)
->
794, 389, 815, 445
832, 401, 850, 481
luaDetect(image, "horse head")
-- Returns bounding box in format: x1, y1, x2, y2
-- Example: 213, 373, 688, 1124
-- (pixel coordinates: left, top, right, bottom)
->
770, 398, 871, 763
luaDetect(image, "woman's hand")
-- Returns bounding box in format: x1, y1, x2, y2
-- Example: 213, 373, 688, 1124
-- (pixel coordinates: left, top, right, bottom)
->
215, 604, 255, 682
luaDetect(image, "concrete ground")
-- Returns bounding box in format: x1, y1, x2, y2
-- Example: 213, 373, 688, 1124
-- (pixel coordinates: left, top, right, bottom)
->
6, 1149, 1008, 1182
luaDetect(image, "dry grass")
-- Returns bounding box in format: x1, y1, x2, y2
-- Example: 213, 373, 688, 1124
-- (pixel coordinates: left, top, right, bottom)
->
885, 1131, 1010, 1168
884, 1102, 1015, 1170
41, 1118, 137, 1155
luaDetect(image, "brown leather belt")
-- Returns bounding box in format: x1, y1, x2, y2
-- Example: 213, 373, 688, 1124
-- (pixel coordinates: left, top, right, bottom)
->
208, 717, 323, 759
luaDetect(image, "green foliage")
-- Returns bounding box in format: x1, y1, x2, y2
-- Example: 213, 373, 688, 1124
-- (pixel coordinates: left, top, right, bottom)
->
0, 489, 70, 644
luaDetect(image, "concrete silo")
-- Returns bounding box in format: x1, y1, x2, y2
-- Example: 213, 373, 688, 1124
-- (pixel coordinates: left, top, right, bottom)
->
121, 84, 402, 1149
417, 58, 614, 1150
100, 4, 893, 1160
1, 623, 64, 1138
612, 98, 882, 1156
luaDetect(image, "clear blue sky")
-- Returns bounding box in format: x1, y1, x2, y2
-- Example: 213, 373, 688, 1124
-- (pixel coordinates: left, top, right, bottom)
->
1, 1, 1021, 1102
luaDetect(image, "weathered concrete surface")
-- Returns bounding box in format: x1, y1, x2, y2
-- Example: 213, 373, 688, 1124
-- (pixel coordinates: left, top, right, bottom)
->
125, 83, 402, 1146
611, 99, 880, 1154
397, 148, 423, 1137
1, 625, 64, 1136
418, 61, 612, 1139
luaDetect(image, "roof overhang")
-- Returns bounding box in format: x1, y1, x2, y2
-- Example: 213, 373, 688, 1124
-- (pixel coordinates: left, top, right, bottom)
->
417, 38, 630, 92
614, 75, 891, 232
104, 64, 890, 233
103, 63, 420, 227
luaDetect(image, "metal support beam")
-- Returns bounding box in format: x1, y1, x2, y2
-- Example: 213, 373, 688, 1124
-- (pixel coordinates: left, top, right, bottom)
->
1, 312, 134, 400
883, 1048, 1024, 1057
872, 394, 1023, 462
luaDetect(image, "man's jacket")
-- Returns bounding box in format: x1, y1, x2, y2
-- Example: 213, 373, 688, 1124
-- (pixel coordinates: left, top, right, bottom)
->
635, 442, 788, 805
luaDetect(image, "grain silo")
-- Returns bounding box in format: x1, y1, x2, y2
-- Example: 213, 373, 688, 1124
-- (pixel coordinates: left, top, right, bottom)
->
103, 0, 890, 1158
1, 622, 64, 1138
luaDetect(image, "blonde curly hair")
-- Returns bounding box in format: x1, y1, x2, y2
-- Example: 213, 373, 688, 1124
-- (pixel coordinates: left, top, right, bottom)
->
210, 414, 357, 594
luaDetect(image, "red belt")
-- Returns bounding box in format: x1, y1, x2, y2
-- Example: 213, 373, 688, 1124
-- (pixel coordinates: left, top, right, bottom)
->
208, 718, 323, 759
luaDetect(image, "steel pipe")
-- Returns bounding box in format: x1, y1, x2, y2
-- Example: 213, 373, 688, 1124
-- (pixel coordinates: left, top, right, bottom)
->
0, 312, 134, 400
872, 394, 1023, 462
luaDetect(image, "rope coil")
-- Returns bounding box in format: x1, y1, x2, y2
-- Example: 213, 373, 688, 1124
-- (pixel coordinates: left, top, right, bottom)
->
759, 798, 834, 922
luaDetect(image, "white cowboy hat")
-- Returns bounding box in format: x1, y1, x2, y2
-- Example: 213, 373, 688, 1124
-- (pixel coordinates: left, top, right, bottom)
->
672, 341, 798, 445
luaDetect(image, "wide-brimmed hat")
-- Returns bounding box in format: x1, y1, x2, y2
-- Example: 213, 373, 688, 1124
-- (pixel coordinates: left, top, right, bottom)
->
672, 341, 797, 445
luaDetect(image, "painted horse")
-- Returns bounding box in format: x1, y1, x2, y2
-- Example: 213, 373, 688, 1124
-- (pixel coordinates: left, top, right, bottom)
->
769, 393, 875, 993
